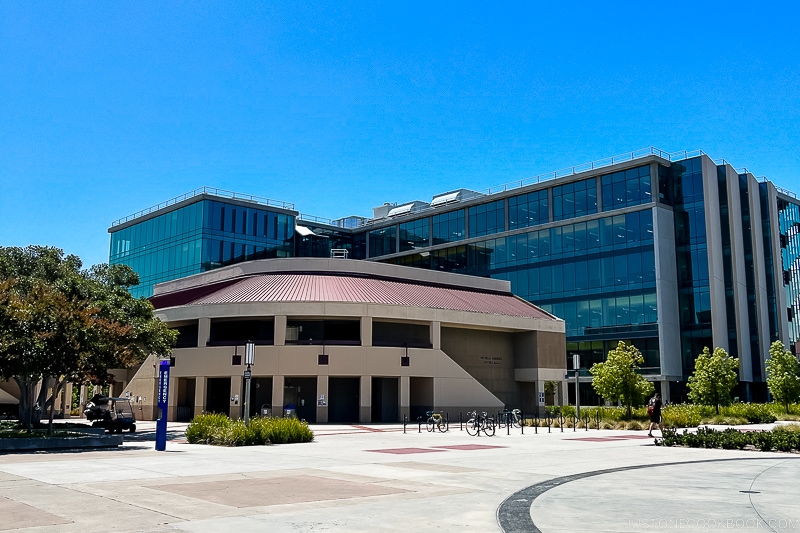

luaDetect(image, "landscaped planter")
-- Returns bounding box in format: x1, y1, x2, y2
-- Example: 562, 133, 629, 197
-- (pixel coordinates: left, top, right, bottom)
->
0, 434, 123, 452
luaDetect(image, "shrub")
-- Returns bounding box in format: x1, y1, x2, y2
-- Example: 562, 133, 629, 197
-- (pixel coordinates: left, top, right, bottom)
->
186, 414, 314, 446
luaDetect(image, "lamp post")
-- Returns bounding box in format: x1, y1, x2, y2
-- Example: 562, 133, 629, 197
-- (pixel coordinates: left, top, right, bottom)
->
572, 353, 581, 420
243, 341, 255, 425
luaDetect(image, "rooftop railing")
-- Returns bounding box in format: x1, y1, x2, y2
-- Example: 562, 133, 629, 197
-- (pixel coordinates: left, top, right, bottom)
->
111, 186, 295, 227
356, 147, 706, 228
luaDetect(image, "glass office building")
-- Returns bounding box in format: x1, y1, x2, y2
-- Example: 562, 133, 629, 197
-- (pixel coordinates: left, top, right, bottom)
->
109, 189, 296, 298
109, 149, 800, 400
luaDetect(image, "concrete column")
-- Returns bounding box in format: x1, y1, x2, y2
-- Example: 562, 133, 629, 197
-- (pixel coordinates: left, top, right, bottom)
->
274, 315, 287, 346
654, 205, 681, 379
726, 164, 753, 380
79, 385, 88, 417
749, 174, 772, 380
360, 376, 371, 423
194, 377, 206, 416
702, 155, 730, 353
430, 321, 441, 350
167, 377, 178, 422
230, 375, 242, 420
660, 381, 671, 404
272, 375, 284, 416
361, 317, 372, 347
400, 375, 410, 420
536, 380, 545, 416
63, 383, 73, 418
316, 375, 328, 423
198, 318, 211, 347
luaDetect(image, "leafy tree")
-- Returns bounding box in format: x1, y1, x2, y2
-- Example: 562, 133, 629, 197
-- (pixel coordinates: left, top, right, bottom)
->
0, 246, 176, 433
687, 347, 739, 414
590, 341, 654, 419
766, 340, 800, 414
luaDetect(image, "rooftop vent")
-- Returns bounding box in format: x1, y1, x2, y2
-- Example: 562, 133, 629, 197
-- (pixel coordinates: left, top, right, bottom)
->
430, 189, 484, 207
387, 201, 429, 217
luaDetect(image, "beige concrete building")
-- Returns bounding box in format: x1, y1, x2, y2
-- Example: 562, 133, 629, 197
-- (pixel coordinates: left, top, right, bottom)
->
122, 258, 566, 423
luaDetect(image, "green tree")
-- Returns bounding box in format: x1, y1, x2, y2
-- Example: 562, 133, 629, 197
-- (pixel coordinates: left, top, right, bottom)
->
765, 340, 800, 414
0, 246, 176, 433
687, 346, 739, 414
590, 341, 654, 419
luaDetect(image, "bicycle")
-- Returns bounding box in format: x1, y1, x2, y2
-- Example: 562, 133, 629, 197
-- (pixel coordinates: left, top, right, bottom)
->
426, 411, 448, 432
501, 408, 522, 428
466, 411, 495, 437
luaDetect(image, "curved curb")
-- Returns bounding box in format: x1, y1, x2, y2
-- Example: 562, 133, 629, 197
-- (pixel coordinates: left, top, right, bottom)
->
496, 457, 799, 533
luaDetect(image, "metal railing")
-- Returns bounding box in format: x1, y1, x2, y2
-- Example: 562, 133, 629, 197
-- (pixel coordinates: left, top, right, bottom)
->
111, 186, 295, 227
356, 147, 708, 228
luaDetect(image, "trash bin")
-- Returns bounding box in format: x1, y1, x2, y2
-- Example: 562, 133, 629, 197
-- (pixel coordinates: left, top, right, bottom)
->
261, 404, 271, 417
283, 408, 296, 418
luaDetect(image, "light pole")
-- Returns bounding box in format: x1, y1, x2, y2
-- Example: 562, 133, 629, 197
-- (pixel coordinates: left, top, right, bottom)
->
243, 341, 255, 425
572, 353, 581, 420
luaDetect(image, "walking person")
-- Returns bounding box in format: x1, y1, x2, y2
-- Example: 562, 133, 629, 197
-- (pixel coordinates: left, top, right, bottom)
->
647, 393, 663, 437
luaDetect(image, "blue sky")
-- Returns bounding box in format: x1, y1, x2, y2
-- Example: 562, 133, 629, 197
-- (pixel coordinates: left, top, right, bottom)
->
1, 1, 799, 268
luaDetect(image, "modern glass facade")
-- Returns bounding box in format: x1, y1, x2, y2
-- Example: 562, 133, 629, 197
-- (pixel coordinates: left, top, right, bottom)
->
778, 197, 800, 352
110, 198, 294, 298
109, 149, 800, 396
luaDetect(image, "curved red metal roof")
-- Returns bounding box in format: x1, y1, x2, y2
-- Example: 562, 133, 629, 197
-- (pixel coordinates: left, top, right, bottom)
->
159, 273, 555, 320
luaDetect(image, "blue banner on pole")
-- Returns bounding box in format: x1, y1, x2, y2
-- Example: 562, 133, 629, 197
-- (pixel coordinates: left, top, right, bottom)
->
155, 359, 170, 451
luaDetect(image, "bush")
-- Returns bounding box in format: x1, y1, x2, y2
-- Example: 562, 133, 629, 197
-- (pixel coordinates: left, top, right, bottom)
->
186, 414, 314, 446
657, 426, 800, 452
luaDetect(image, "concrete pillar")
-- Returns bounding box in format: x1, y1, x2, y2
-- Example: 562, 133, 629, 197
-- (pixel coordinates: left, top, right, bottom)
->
198, 318, 211, 347
660, 381, 671, 404
400, 376, 410, 420
63, 383, 73, 418
316, 375, 329, 423
430, 321, 441, 350
230, 375, 242, 420
194, 377, 206, 416
360, 376, 371, 423
272, 375, 284, 416
274, 315, 287, 346
536, 380, 546, 416
168, 376, 178, 422
361, 317, 372, 347
79, 385, 88, 418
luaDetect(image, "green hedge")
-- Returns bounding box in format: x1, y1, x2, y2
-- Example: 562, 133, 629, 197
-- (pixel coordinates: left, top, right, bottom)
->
185, 413, 314, 446
544, 402, 798, 427
658, 424, 800, 452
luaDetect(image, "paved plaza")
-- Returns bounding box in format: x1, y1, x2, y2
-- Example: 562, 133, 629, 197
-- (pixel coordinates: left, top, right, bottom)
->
1, 421, 798, 532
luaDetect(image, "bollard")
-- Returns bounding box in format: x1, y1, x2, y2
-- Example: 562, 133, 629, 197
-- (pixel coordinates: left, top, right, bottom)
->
573, 415, 577, 432
547, 413, 551, 433
559, 413, 564, 433
507, 415, 510, 435
521, 411, 524, 435
585, 414, 590, 431
403, 414, 407, 434
418, 417, 422, 433
446, 412, 450, 432
460, 412, 463, 431
596, 409, 601, 431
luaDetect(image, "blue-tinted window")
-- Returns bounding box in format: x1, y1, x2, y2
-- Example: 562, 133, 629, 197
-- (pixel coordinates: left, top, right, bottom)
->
468, 200, 505, 238
399, 218, 429, 252
432, 209, 465, 244
552, 178, 597, 221
368, 225, 396, 257
509, 189, 548, 229
601, 165, 652, 211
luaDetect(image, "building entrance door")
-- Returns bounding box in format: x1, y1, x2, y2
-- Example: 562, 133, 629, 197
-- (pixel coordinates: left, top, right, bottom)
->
328, 377, 360, 423
283, 377, 316, 422
205, 378, 230, 416
371, 377, 399, 422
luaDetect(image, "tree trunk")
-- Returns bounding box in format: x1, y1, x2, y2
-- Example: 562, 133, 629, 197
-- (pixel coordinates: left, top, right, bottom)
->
33, 377, 53, 425
14, 377, 37, 431
46, 378, 66, 437
625, 404, 632, 420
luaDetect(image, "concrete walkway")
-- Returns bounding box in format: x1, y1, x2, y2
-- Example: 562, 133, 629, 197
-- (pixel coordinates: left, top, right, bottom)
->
0, 422, 797, 532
